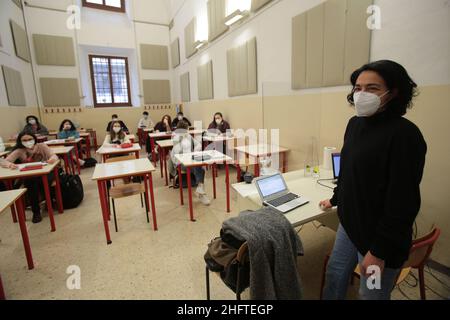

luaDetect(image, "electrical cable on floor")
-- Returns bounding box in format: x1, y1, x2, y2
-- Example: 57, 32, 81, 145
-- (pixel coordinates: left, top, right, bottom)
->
404, 272, 418, 288
396, 284, 412, 300
425, 264, 450, 291
316, 179, 335, 190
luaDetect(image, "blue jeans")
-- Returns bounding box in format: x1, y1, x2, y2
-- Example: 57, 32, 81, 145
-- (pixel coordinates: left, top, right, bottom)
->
323, 224, 400, 300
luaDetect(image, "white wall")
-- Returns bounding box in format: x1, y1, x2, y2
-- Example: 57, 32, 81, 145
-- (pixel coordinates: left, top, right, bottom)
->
169, 0, 450, 103
0, 0, 38, 107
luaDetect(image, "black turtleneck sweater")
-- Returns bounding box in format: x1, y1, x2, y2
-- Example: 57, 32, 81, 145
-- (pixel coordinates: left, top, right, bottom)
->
330, 111, 427, 268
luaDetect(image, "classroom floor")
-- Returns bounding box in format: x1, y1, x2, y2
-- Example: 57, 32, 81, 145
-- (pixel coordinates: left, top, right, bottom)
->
0, 151, 448, 300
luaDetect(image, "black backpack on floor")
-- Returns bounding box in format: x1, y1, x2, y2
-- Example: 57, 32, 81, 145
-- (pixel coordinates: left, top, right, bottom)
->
173, 172, 198, 189
83, 158, 97, 168
58, 170, 84, 209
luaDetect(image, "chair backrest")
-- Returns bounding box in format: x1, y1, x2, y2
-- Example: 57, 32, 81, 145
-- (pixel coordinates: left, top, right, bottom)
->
403, 227, 441, 268
105, 154, 136, 164
236, 242, 248, 264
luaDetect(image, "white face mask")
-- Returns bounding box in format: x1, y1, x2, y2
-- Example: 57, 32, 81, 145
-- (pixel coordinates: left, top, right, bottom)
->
113, 127, 121, 133
215, 119, 222, 125
353, 91, 390, 117
64, 125, 71, 131
178, 116, 183, 121
23, 141, 35, 149
28, 119, 37, 125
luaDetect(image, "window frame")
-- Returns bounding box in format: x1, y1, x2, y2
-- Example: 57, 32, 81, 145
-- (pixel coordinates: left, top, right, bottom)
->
89, 54, 132, 108
82, 0, 126, 13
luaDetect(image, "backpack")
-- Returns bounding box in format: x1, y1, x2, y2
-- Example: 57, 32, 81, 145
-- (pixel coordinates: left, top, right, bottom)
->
173, 172, 199, 189
58, 170, 84, 209
83, 157, 97, 168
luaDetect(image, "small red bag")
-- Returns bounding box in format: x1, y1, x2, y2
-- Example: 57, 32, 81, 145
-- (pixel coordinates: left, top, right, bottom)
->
120, 143, 133, 149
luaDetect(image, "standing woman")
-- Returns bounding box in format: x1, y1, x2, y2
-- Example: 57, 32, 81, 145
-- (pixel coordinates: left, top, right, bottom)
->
320, 60, 427, 300
22, 115, 49, 136
1, 132, 58, 223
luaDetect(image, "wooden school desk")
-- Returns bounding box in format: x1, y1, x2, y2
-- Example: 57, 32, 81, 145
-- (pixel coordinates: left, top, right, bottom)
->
0, 189, 34, 300
232, 169, 339, 230
156, 139, 174, 186
96, 144, 141, 163
49, 146, 75, 175
234, 144, 290, 179
45, 138, 84, 174
174, 150, 232, 222
0, 161, 63, 232
91, 158, 157, 245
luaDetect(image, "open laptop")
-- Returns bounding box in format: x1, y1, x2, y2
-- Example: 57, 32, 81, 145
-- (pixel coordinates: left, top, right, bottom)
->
255, 173, 309, 213
331, 153, 341, 184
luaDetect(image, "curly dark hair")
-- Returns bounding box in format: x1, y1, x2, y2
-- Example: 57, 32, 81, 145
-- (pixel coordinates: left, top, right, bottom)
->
347, 60, 418, 116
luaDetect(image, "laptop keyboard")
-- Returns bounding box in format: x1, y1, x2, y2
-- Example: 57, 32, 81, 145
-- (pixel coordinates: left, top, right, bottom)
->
267, 193, 299, 207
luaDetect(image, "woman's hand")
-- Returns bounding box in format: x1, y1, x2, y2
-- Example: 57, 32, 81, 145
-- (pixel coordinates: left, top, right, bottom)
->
319, 199, 333, 210
47, 158, 57, 164
360, 251, 385, 277
2, 162, 17, 170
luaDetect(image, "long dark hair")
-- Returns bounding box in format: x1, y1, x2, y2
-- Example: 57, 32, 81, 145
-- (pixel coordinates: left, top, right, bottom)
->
211, 112, 223, 128
109, 120, 125, 141
59, 119, 77, 132
26, 115, 41, 130
347, 60, 418, 116
14, 132, 37, 151
160, 115, 172, 129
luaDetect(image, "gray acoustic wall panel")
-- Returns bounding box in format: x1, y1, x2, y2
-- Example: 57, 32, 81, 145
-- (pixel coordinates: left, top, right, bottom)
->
184, 18, 197, 59
140, 44, 169, 70
33, 34, 76, 66
180, 72, 191, 102
207, 0, 229, 42
143, 80, 171, 104
227, 37, 257, 97
2, 65, 26, 106
170, 38, 180, 68
40, 78, 80, 107
198, 60, 214, 100
10, 20, 30, 62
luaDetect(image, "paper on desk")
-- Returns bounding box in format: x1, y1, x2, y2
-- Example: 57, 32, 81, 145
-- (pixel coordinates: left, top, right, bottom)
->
232, 182, 259, 198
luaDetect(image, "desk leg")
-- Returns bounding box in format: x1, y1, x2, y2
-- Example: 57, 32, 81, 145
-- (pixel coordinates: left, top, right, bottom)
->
5, 180, 18, 223
236, 163, 241, 182
143, 174, 150, 224
93, 132, 98, 149
146, 174, 158, 231
178, 165, 184, 205
186, 167, 195, 222
70, 150, 76, 175
225, 163, 230, 213
255, 156, 260, 177
97, 180, 112, 245
15, 197, 34, 270
86, 137, 91, 158
0, 274, 5, 300
159, 146, 163, 178
163, 148, 169, 186
212, 164, 217, 199
42, 175, 56, 232
74, 145, 81, 174
282, 152, 287, 173
54, 167, 64, 214
135, 151, 140, 160
63, 154, 70, 174
151, 138, 156, 165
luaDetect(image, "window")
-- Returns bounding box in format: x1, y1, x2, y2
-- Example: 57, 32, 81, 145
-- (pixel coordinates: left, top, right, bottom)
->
82, 0, 126, 12
89, 55, 132, 107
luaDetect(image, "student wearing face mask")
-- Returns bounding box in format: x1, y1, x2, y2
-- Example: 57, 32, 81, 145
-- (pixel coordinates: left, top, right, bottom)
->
171, 112, 192, 129
168, 121, 210, 206
138, 111, 154, 130
57, 119, 86, 167
154, 115, 173, 133
22, 115, 49, 136
103, 121, 131, 148
106, 114, 129, 133
208, 112, 230, 134
1, 132, 58, 223
320, 60, 427, 300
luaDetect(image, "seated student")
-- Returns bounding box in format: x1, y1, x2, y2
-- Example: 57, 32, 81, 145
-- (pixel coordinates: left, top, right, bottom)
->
154, 115, 173, 133
106, 114, 129, 133
22, 115, 49, 136
168, 121, 210, 205
1, 132, 58, 223
171, 112, 192, 129
58, 119, 86, 167
138, 111, 154, 130
207, 112, 230, 134
103, 120, 131, 147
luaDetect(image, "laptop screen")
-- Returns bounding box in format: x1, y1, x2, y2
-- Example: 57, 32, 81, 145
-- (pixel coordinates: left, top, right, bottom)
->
332, 153, 341, 179
256, 174, 287, 198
